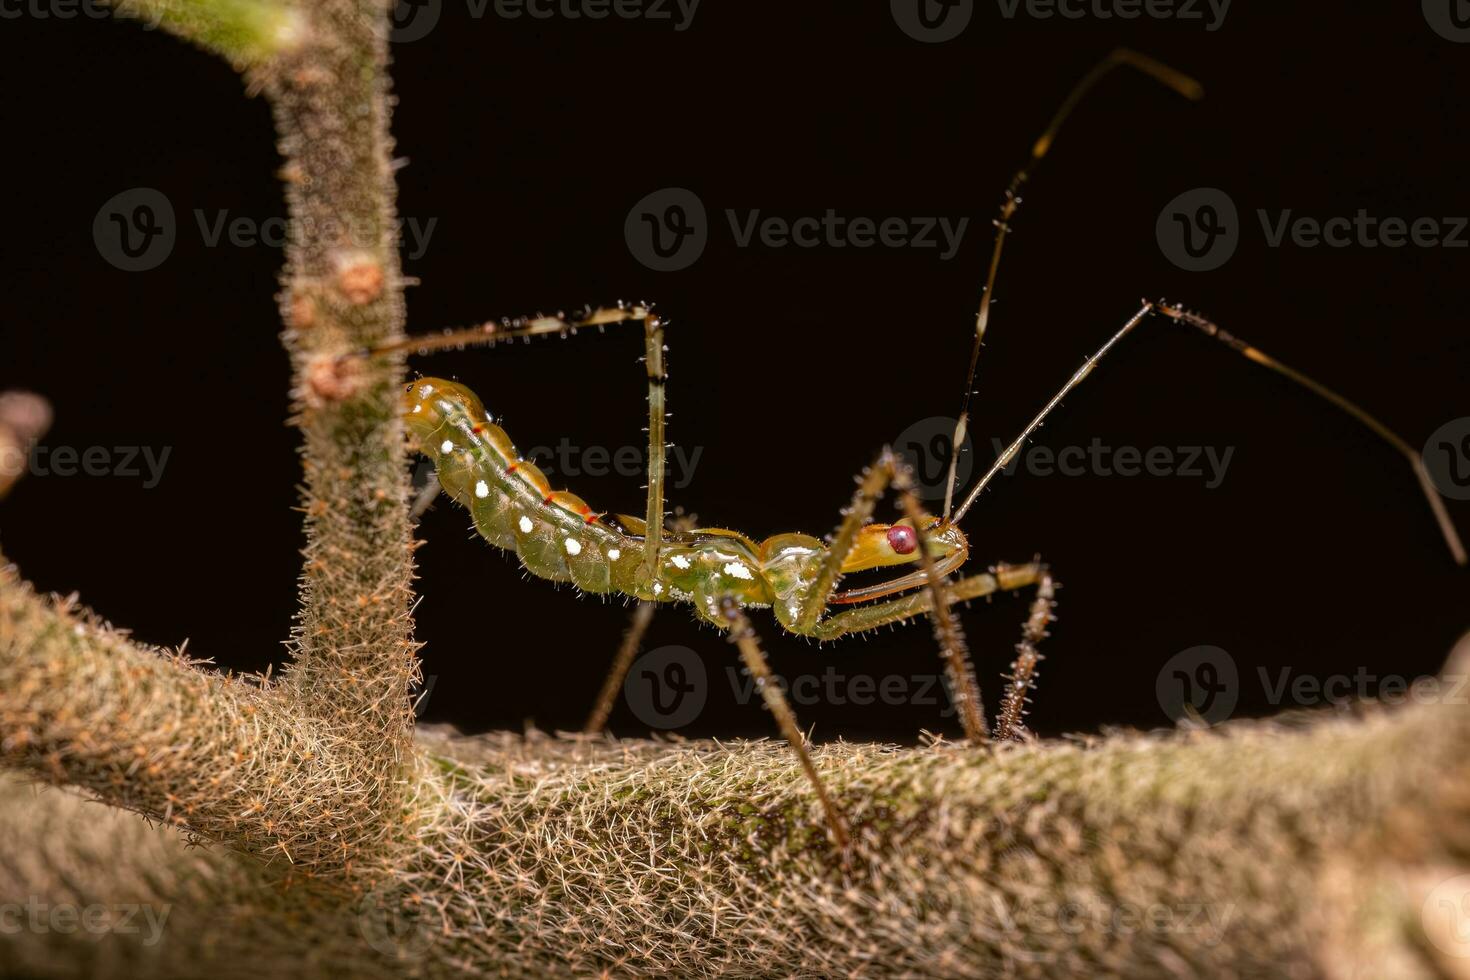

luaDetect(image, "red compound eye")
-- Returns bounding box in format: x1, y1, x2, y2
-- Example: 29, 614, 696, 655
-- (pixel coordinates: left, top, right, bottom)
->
886, 525, 918, 555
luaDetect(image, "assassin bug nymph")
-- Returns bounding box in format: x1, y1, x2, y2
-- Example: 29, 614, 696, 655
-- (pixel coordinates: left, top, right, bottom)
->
361, 50, 1466, 850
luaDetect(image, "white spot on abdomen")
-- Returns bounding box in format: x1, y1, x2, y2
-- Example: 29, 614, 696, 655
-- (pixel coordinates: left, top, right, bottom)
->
607, 548, 621, 560
564, 538, 582, 556
518, 515, 534, 534
440, 439, 454, 454
474, 480, 489, 499
723, 561, 753, 580
670, 554, 691, 570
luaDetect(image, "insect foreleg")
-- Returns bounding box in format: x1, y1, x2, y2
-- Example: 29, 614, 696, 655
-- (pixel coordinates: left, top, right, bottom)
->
718, 597, 850, 851
790, 449, 907, 636
808, 561, 1045, 642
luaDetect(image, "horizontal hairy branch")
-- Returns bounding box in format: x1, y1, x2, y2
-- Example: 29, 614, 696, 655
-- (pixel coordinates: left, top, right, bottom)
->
0, 559, 418, 871
3, 644, 1468, 979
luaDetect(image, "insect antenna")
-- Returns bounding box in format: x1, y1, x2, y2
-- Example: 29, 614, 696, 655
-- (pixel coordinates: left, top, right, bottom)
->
940, 49, 1203, 521
1155, 303, 1467, 567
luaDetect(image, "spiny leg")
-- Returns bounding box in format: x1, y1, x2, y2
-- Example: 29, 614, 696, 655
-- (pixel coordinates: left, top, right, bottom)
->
583, 600, 656, 734
940, 50, 1202, 519
994, 570, 1057, 742
810, 561, 1044, 641
372, 304, 678, 726
368, 302, 674, 583
789, 452, 898, 636
718, 597, 850, 851
892, 465, 988, 744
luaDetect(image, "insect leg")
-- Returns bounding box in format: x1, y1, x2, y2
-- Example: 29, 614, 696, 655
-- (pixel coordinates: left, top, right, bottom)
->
583, 600, 657, 733
892, 466, 988, 744
809, 561, 1045, 641
370, 303, 675, 587
790, 449, 908, 636
993, 571, 1057, 742
718, 597, 850, 851
639, 314, 667, 591
367, 303, 656, 358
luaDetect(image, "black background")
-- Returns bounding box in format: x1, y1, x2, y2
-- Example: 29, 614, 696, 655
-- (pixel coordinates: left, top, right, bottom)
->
1, 3, 1466, 741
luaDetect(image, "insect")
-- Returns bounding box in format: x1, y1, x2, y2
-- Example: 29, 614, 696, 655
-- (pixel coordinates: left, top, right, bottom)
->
366, 50, 1466, 850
